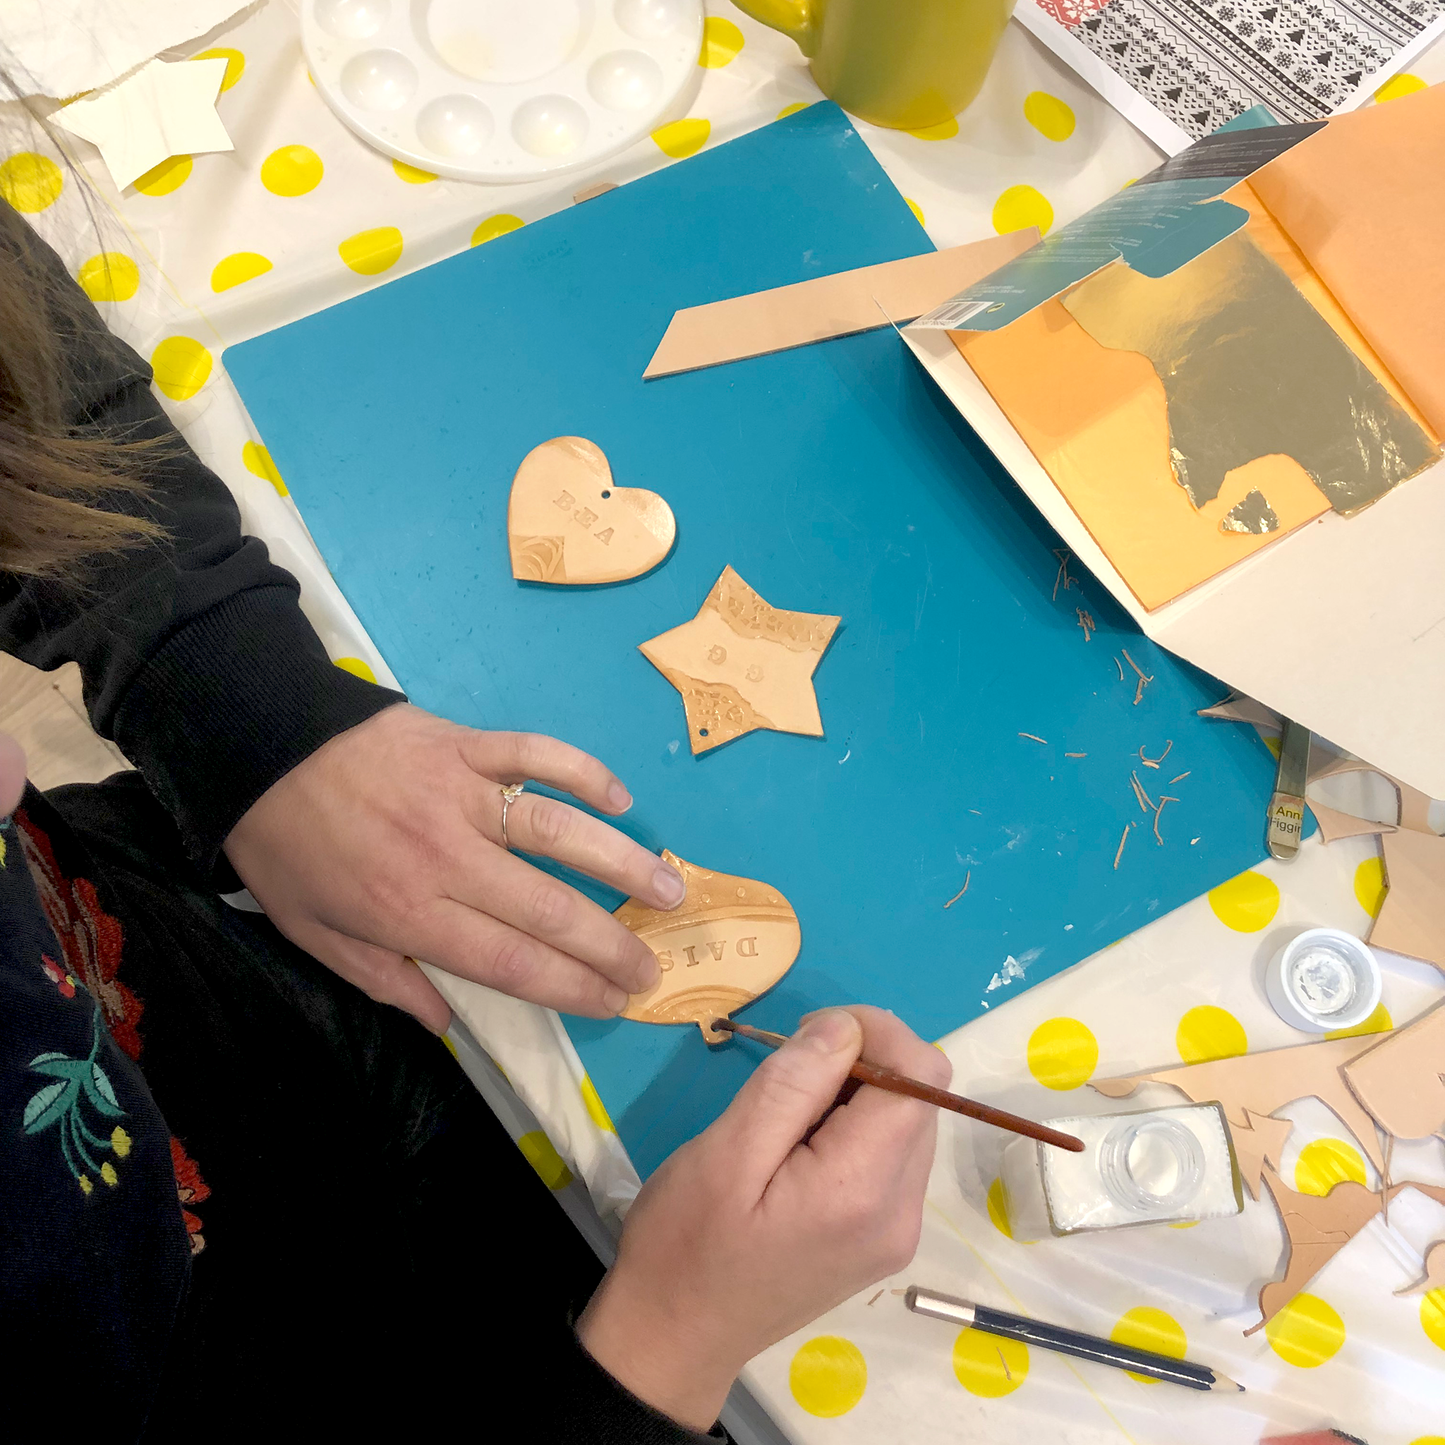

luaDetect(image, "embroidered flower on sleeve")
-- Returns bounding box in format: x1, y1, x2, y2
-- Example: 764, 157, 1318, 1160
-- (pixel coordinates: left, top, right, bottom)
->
22, 1000, 128, 1195
42, 956, 76, 999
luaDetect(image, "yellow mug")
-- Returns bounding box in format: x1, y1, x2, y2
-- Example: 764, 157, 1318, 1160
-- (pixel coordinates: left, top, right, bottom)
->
732, 0, 1015, 130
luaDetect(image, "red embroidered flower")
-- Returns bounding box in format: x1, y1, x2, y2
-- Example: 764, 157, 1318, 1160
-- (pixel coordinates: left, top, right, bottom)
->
42, 955, 76, 998
16, 809, 143, 1058
170, 1136, 211, 1256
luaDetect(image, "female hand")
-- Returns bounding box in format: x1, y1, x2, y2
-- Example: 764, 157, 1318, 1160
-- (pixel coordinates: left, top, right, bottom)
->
223, 703, 683, 1031
577, 1005, 948, 1431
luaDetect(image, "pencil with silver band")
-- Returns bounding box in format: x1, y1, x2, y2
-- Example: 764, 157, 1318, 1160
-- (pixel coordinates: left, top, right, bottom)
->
904, 1286, 1243, 1393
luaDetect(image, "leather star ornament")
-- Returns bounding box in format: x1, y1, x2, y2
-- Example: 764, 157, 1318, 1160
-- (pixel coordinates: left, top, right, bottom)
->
639, 565, 840, 754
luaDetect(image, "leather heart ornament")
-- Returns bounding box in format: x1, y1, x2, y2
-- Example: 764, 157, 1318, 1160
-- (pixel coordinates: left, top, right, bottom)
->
614, 850, 800, 1043
507, 436, 676, 584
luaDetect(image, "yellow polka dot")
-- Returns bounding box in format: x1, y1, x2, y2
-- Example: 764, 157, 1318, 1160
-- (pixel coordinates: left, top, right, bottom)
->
134, 154, 192, 196
1326, 1000, 1392, 1040
652, 118, 710, 160
906, 197, 925, 227
211, 251, 273, 292
0, 152, 63, 212
986, 1176, 1013, 1238
953, 1328, 1028, 1396
471, 213, 525, 247
76, 252, 139, 303
1409, 1438, 1445, 1445
1265, 1292, 1345, 1367
1024, 91, 1076, 141
150, 337, 212, 402
261, 144, 324, 196
1376, 73, 1427, 103
1027, 1017, 1098, 1090
1264, 733, 1282, 759
193, 47, 245, 91
777, 102, 809, 119
1294, 1137, 1367, 1197
440, 1033, 459, 1059
992, 184, 1053, 237
333, 656, 377, 682
1176, 1005, 1247, 1064
339, 226, 403, 276
1167, 1219, 1199, 1229
1110, 1307, 1186, 1383
242, 441, 287, 494
909, 116, 959, 140
580, 1073, 617, 1133
789, 1336, 866, 1417
700, 16, 745, 67
1422, 1290, 1445, 1352
1207, 869, 1279, 931
1353, 856, 1388, 920
517, 1130, 574, 1190
392, 158, 437, 184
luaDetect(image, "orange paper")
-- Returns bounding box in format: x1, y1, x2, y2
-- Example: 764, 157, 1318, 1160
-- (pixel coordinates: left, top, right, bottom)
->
1251, 83, 1445, 438
952, 192, 1436, 611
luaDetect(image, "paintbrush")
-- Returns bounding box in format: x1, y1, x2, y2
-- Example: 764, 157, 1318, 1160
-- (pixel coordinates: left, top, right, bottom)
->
711, 1017, 1085, 1152
905, 1286, 1244, 1393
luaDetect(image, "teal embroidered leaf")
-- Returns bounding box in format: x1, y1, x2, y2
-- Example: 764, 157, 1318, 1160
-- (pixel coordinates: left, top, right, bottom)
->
29, 1051, 69, 1066
85, 1062, 124, 1117
31, 1057, 87, 1081
23, 1079, 77, 1133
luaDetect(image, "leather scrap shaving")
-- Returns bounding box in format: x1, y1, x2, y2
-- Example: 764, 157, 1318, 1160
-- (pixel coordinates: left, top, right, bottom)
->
1130, 770, 1155, 812
1121, 648, 1154, 706
1114, 655, 1124, 681
1052, 549, 1076, 602
1113, 822, 1133, 870
867, 1289, 885, 1307
1076, 607, 1095, 641
944, 872, 971, 909
1018, 732, 1048, 745
1169, 770, 1191, 784
1152, 796, 1179, 845
997, 1344, 1013, 1381
1138, 740, 1173, 769
1066, 752, 1087, 758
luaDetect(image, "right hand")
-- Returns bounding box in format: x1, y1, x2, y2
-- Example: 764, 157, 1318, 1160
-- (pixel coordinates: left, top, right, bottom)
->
577, 1006, 948, 1431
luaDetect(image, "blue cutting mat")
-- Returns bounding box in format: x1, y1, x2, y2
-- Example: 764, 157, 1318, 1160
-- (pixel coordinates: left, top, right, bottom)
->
227, 103, 1284, 1180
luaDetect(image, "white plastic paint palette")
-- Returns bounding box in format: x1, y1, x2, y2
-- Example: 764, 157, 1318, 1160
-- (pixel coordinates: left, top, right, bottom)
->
301, 0, 703, 182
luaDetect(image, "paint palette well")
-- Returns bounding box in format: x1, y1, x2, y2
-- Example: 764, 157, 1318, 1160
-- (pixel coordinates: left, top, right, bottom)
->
302, 0, 703, 182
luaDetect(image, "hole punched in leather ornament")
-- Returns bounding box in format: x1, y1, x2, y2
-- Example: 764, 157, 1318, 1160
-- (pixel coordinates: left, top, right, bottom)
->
614, 850, 800, 1042
507, 436, 676, 584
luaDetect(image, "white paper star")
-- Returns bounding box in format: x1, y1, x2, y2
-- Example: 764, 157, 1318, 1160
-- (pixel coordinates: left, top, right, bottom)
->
55, 57, 232, 191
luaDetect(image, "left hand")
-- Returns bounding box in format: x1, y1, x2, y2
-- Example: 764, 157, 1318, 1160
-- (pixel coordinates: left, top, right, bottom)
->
223, 703, 684, 1031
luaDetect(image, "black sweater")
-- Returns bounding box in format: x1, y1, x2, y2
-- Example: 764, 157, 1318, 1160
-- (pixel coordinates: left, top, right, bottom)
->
0, 205, 719, 1443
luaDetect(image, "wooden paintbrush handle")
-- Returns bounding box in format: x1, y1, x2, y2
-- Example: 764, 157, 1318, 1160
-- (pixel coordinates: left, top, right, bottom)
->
714, 1018, 1085, 1152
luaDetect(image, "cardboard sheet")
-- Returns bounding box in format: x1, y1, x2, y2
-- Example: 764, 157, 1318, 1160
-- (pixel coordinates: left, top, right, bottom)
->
643, 233, 1035, 378
1251, 83, 1445, 438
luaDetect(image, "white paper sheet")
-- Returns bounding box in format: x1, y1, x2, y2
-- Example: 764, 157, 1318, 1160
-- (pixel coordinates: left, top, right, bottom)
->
0, 0, 250, 100
55, 57, 232, 190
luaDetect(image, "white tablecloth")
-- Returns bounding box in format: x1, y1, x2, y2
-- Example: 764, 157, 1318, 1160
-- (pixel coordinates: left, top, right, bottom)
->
7, 4, 1444, 1439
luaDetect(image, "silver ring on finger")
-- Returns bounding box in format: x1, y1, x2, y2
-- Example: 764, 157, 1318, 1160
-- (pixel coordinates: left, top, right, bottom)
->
499, 781, 525, 852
